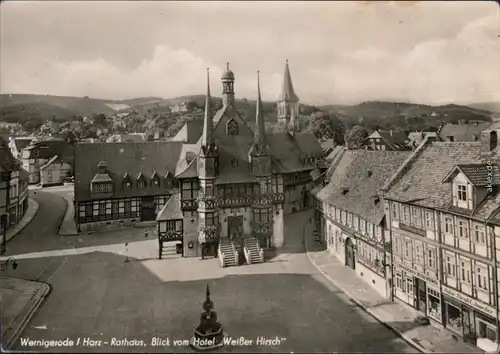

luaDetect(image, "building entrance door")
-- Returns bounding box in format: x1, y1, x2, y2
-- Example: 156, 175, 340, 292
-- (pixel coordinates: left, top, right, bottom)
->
228, 216, 244, 240
345, 237, 356, 269
417, 278, 427, 313
140, 196, 156, 221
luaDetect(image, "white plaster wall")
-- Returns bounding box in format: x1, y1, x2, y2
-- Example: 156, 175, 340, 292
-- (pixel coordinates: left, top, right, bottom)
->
356, 262, 387, 298
183, 213, 199, 257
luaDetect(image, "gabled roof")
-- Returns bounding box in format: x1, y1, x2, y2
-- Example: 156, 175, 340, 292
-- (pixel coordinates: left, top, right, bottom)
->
74, 141, 183, 201
172, 120, 204, 144
439, 122, 491, 142
157, 194, 183, 221
442, 164, 500, 186
0, 137, 20, 171
383, 141, 486, 209
11, 137, 33, 151
40, 155, 60, 170
368, 130, 410, 150
318, 150, 411, 224
23, 138, 74, 164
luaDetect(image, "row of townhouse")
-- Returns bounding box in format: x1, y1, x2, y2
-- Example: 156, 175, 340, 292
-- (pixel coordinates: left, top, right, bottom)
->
314, 128, 500, 352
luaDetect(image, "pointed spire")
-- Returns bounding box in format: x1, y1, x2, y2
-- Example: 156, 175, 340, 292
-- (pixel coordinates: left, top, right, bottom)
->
278, 59, 299, 102
206, 283, 211, 301
226, 62, 230, 70
201, 68, 213, 148
254, 70, 267, 149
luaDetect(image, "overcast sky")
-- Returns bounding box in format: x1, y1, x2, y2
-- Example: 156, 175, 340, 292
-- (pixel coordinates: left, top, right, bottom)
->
1, 1, 499, 105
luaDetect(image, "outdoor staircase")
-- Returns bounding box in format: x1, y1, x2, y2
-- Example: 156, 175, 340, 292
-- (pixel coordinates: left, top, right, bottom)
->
218, 239, 238, 267
243, 237, 264, 264
159, 242, 180, 259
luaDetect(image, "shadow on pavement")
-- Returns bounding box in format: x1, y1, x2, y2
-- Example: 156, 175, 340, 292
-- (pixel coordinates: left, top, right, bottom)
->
7, 251, 418, 353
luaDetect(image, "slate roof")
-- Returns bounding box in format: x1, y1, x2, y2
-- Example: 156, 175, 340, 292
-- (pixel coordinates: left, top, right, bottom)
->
318, 150, 411, 224
11, 137, 33, 151
443, 164, 500, 186
383, 141, 486, 209
277, 61, 299, 102
439, 122, 491, 142
74, 141, 183, 201
172, 120, 204, 144
0, 137, 20, 170
368, 130, 410, 150
157, 194, 183, 221
23, 138, 74, 165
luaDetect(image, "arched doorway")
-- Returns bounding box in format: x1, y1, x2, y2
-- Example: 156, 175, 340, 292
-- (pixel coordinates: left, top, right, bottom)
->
345, 237, 356, 269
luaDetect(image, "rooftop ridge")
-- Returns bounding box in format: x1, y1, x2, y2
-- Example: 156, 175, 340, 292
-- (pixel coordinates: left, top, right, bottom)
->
382, 135, 435, 193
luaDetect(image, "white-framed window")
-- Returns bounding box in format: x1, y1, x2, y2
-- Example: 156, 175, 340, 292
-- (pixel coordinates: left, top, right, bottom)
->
404, 238, 411, 259
396, 271, 404, 290
347, 213, 353, 227
446, 254, 456, 277
460, 260, 471, 283
406, 276, 414, 294
412, 207, 422, 228
444, 217, 453, 234
360, 219, 366, 234
476, 318, 497, 342
476, 266, 488, 291
415, 242, 423, 265
474, 224, 486, 244
427, 247, 436, 268
458, 220, 469, 239
391, 202, 398, 220
425, 211, 434, 230
402, 205, 410, 223
353, 216, 359, 230
457, 184, 467, 202
394, 236, 402, 255
367, 223, 374, 237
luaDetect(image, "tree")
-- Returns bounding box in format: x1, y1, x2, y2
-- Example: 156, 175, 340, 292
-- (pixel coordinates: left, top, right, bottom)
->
305, 112, 346, 145
345, 125, 369, 149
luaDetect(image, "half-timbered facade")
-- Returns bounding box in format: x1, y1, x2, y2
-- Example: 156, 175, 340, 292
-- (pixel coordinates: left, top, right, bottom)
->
383, 129, 500, 352
314, 150, 410, 298
74, 141, 183, 232
159, 62, 324, 265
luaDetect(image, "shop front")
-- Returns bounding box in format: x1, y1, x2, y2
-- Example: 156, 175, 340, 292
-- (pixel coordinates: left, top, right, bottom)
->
442, 286, 498, 352
393, 262, 441, 322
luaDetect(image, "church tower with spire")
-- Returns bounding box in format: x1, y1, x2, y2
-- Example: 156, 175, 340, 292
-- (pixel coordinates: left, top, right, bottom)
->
197, 69, 219, 252
277, 60, 300, 132
249, 71, 274, 248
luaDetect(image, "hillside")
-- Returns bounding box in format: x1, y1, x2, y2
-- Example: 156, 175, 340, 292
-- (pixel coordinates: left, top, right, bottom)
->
0, 94, 117, 116
467, 101, 500, 114
0, 102, 79, 123
319, 101, 493, 130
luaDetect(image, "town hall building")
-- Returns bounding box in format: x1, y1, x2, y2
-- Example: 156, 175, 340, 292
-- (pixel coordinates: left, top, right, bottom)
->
73, 61, 325, 267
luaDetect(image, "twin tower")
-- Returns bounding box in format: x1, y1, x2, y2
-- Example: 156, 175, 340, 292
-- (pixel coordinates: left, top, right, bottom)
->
218, 60, 300, 129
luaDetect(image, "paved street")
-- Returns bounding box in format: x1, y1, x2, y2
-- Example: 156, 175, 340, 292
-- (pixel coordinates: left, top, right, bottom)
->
2, 194, 417, 353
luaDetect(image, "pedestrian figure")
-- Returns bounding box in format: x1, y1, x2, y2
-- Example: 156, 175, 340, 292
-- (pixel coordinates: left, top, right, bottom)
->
124, 242, 130, 262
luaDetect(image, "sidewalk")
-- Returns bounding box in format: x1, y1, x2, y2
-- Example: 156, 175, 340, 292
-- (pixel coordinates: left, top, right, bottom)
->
0, 276, 51, 349
58, 194, 78, 236
5, 198, 39, 243
304, 220, 483, 354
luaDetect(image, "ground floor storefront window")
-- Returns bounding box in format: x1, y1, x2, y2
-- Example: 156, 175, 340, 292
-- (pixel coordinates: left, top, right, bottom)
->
445, 301, 463, 334
394, 269, 414, 306
427, 287, 441, 322
475, 313, 498, 352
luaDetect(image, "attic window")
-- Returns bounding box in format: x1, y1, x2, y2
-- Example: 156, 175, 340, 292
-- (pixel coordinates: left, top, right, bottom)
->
231, 158, 239, 168
152, 178, 160, 188
226, 119, 238, 136
92, 182, 113, 193
138, 180, 146, 188
123, 181, 132, 189
166, 177, 173, 188
341, 188, 349, 195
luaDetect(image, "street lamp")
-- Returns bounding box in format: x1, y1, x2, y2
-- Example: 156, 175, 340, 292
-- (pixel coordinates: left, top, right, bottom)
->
0, 257, 18, 271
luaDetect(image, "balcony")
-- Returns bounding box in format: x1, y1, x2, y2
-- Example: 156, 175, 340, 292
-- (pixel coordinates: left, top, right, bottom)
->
199, 224, 221, 241
251, 221, 273, 235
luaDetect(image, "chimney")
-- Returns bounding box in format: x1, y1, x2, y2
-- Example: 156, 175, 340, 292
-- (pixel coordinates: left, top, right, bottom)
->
390, 129, 393, 136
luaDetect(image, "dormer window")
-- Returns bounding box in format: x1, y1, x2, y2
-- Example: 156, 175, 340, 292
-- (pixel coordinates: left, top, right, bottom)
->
123, 173, 132, 189
226, 119, 238, 136
137, 172, 146, 188
166, 178, 172, 188
457, 184, 467, 202
92, 182, 113, 193
151, 172, 160, 188
165, 171, 174, 188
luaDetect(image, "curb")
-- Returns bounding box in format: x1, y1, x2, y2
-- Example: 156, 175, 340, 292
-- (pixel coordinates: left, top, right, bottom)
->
6, 198, 40, 243
3, 280, 52, 350
303, 219, 428, 354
